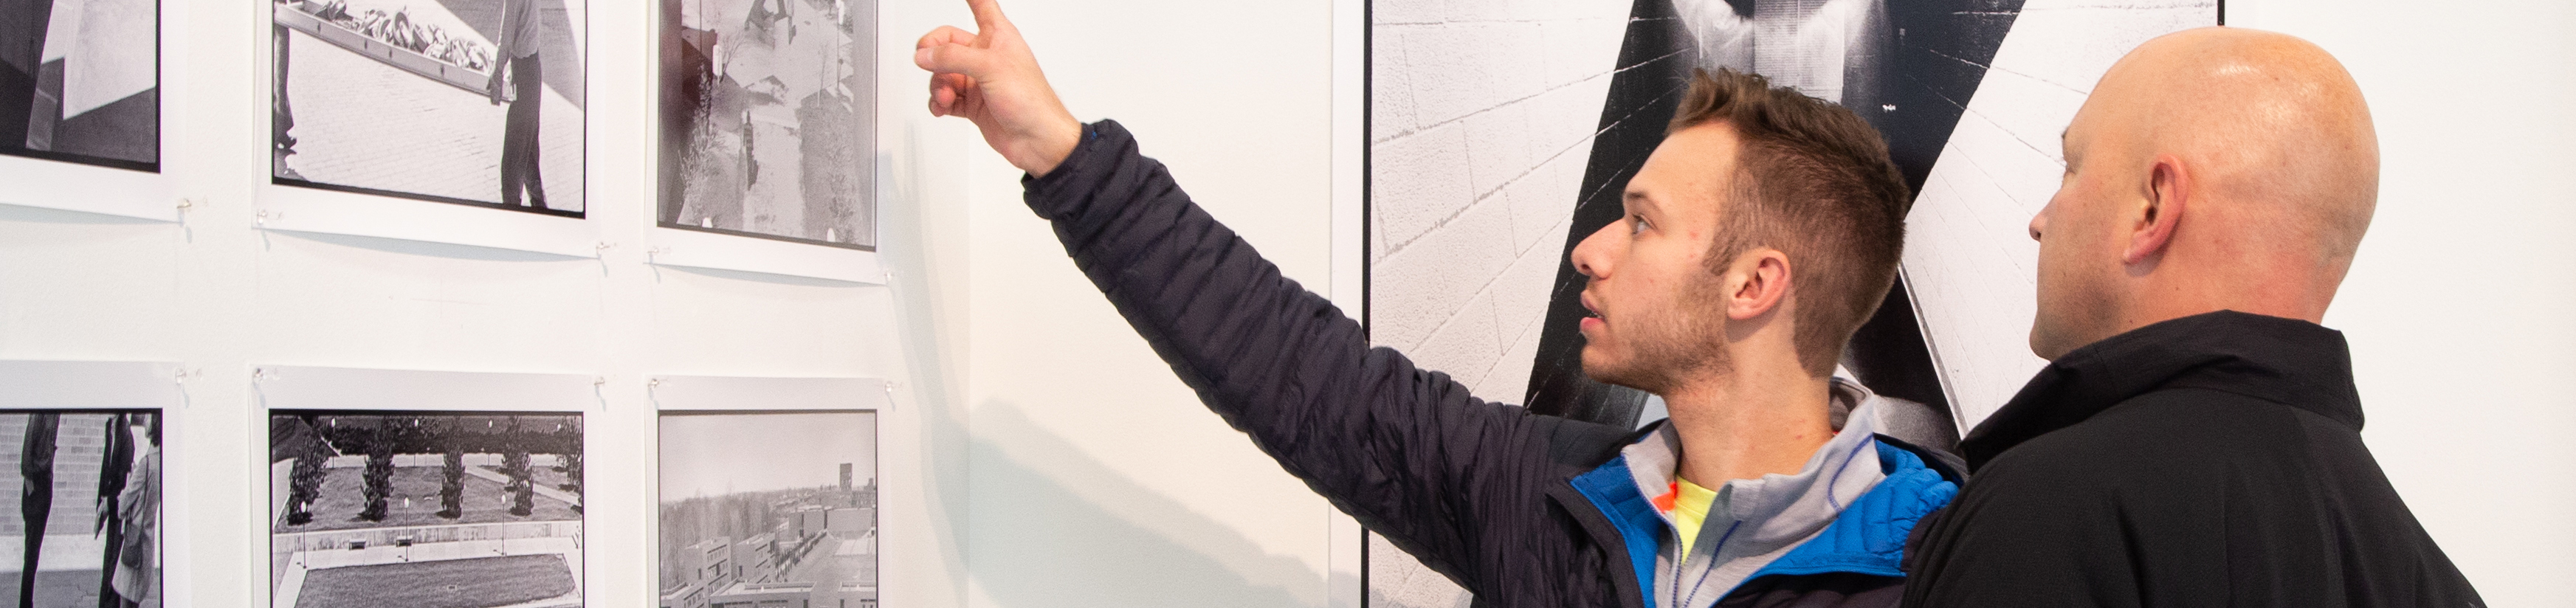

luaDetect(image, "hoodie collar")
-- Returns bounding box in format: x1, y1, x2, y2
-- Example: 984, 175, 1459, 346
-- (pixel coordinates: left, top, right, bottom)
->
1959, 310, 2364, 470
1618, 377, 1892, 519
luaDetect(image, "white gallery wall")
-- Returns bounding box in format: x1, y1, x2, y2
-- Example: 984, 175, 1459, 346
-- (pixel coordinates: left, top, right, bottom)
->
2228, 1, 2576, 606
951, 0, 1343, 605
0, 1, 2569, 608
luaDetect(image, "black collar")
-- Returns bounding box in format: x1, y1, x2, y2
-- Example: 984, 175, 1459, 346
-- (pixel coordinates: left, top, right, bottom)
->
1957, 311, 2365, 470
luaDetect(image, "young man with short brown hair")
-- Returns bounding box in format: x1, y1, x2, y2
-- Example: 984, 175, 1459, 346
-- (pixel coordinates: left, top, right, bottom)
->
916, 1, 1960, 605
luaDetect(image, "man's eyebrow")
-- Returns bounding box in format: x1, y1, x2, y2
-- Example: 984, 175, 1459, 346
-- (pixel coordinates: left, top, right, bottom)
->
1621, 188, 1660, 213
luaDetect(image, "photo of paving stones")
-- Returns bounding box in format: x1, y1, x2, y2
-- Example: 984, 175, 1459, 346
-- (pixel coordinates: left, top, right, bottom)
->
270, 0, 586, 215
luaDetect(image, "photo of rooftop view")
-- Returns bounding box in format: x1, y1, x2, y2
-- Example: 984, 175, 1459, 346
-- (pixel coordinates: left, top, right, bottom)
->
660, 411, 876, 608
266, 412, 585, 608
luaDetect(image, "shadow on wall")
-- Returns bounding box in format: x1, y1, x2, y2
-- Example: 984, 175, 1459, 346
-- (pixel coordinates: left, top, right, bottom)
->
878, 127, 975, 602
968, 401, 1327, 608
874, 119, 1330, 607
0, 204, 166, 225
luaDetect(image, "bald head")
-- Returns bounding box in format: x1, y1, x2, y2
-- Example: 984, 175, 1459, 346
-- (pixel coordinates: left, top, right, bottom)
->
2027, 27, 2378, 360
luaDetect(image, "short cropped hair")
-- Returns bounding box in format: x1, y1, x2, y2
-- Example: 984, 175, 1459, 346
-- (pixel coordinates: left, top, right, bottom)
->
1670, 69, 1912, 375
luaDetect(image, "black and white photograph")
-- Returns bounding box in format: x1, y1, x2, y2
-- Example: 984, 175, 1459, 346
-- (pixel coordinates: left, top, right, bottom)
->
658, 0, 878, 249
269, 0, 586, 215
0, 410, 162, 608
0, 0, 159, 171
658, 411, 877, 608
1362, 0, 2214, 604
267, 412, 585, 608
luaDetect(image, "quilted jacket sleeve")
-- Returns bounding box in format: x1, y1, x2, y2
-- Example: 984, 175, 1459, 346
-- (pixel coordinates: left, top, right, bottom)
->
1022, 120, 1615, 590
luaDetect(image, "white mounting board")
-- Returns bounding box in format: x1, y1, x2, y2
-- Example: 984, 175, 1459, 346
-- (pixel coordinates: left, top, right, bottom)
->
254, 365, 598, 412
0, 156, 176, 221
255, 184, 601, 259
0, 359, 185, 408
649, 375, 889, 412
646, 228, 886, 284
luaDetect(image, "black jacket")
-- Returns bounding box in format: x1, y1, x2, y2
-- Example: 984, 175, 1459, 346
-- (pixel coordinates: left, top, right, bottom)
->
1023, 121, 1957, 608
1901, 311, 2484, 607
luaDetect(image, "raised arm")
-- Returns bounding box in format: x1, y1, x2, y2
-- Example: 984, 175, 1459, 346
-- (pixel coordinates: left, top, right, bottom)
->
915, 0, 1630, 589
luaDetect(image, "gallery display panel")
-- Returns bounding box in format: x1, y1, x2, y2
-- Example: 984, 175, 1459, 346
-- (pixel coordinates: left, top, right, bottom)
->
256, 366, 596, 608
0, 0, 178, 221
3, 0, 911, 604
647, 0, 886, 283
1, 0, 160, 171
254, 0, 598, 258
0, 361, 178, 608
655, 0, 878, 250
650, 376, 887, 608
266, 0, 588, 215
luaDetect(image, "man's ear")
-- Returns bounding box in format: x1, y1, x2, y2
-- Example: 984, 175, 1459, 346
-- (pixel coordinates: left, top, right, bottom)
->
1727, 249, 1792, 321
2126, 154, 2190, 265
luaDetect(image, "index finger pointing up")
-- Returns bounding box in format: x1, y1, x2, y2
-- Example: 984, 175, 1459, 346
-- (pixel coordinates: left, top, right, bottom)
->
965, 0, 1010, 32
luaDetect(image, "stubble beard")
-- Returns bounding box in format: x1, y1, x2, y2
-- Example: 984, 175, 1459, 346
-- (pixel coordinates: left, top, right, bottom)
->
1583, 273, 1735, 395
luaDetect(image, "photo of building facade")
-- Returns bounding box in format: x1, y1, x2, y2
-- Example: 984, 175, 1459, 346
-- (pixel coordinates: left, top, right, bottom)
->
0, 410, 160, 608
0, 0, 158, 171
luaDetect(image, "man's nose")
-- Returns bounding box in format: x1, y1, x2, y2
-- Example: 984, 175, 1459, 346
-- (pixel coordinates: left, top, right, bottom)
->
1571, 222, 1618, 278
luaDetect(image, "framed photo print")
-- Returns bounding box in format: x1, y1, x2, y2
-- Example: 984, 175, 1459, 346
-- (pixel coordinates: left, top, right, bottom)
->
652, 376, 885, 608
256, 365, 595, 608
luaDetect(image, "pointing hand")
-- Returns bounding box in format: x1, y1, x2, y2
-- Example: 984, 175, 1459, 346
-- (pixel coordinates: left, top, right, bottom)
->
914, 0, 1082, 176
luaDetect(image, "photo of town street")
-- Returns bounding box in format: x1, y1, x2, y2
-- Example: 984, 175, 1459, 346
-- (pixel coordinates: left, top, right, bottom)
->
659, 0, 875, 249
268, 412, 584, 608
660, 411, 876, 608
270, 0, 586, 214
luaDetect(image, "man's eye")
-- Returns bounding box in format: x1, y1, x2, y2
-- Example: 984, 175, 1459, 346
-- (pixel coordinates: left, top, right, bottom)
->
1630, 215, 1648, 235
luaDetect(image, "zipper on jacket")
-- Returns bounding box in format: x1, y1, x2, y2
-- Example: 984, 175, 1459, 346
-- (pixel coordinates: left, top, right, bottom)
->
1668, 519, 1739, 608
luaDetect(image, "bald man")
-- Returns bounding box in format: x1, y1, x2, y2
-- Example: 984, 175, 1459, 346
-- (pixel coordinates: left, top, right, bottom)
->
1899, 27, 2484, 607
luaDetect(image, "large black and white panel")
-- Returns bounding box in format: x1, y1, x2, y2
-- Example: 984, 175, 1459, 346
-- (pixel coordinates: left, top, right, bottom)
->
1361, 0, 2213, 604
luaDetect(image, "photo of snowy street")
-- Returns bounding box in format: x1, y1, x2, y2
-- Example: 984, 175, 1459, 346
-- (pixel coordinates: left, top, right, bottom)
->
660, 0, 875, 249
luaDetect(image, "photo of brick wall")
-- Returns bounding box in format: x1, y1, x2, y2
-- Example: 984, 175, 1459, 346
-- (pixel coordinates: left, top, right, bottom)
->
0, 0, 159, 172
269, 0, 587, 216
266, 412, 584, 608
0, 410, 161, 608
658, 0, 877, 250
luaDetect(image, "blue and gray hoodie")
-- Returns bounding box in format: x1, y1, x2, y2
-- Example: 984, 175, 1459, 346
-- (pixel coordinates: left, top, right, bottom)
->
1571, 379, 1963, 607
